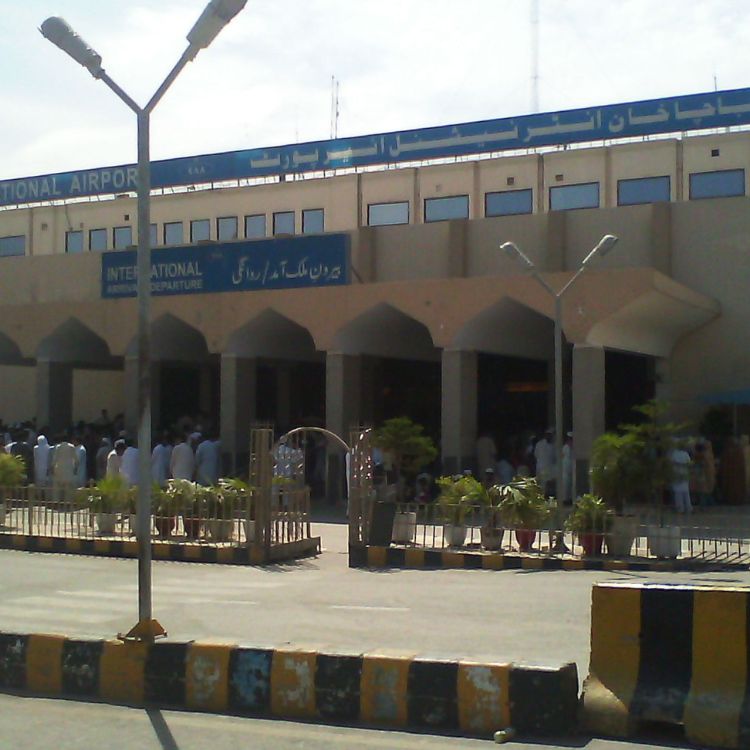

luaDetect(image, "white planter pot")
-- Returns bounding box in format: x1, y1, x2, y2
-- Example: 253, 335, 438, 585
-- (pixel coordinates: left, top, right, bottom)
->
244, 519, 256, 542
96, 512, 118, 534
443, 524, 467, 547
391, 511, 417, 543
207, 518, 234, 542
607, 515, 639, 557
647, 525, 681, 559
480, 526, 505, 551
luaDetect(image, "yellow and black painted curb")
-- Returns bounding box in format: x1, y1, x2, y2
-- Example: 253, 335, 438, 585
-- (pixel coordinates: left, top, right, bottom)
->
582, 582, 750, 749
0, 634, 578, 738
349, 544, 740, 572
0, 533, 319, 565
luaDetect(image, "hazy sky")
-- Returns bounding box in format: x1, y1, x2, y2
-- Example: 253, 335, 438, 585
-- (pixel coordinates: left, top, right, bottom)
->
2, 0, 748, 180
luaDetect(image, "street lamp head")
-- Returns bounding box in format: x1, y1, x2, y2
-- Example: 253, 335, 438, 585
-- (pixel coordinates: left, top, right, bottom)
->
40, 17, 103, 78
500, 241, 535, 270
187, 0, 248, 51
581, 233, 619, 266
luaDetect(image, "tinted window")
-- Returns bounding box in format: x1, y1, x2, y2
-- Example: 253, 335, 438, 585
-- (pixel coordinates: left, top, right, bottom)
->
273, 211, 295, 235
217, 216, 238, 241
424, 195, 469, 222
150, 223, 158, 247
244, 214, 266, 239
113, 226, 132, 249
689, 169, 745, 199
302, 208, 324, 234
164, 221, 183, 245
549, 182, 599, 211
485, 189, 533, 216
0, 235, 25, 257
368, 201, 409, 226
191, 219, 210, 242
617, 176, 671, 206
65, 230, 83, 254
89, 228, 107, 252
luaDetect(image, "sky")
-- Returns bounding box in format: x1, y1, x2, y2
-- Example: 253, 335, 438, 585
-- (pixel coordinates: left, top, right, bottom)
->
1, 0, 749, 181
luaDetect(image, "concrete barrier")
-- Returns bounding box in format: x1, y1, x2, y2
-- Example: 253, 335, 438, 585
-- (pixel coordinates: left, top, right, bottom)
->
0, 633, 578, 738
582, 581, 750, 749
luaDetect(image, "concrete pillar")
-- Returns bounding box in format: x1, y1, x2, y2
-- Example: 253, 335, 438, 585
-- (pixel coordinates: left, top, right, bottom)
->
572, 344, 606, 493
441, 349, 477, 476
124, 357, 160, 440
325, 352, 361, 503
220, 354, 257, 476
276, 362, 292, 433
36, 360, 72, 434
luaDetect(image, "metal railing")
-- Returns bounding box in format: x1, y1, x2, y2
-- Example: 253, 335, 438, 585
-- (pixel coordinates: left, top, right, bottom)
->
367, 498, 750, 564
0, 484, 313, 550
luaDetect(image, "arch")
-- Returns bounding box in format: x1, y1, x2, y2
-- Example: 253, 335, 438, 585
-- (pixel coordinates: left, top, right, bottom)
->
332, 302, 437, 360
451, 297, 553, 359
36, 318, 114, 365
127, 313, 209, 362
225, 309, 320, 361
0, 330, 27, 365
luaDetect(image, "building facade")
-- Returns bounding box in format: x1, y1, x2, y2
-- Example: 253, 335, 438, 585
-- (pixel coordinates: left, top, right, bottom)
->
2, 90, 749, 485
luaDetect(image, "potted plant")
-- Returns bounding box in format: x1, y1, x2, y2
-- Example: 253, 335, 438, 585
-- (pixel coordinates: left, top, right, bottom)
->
436, 475, 481, 547
206, 483, 237, 542
372, 417, 437, 544
154, 480, 184, 538
0, 452, 25, 526
83, 475, 129, 534
498, 477, 550, 552
218, 477, 254, 541
565, 493, 613, 556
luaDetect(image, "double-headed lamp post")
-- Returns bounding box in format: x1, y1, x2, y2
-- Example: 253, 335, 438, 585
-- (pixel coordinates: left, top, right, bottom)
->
41, 0, 247, 640
500, 234, 618, 551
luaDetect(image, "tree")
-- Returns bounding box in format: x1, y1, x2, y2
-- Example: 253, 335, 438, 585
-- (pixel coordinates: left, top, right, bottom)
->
372, 417, 437, 500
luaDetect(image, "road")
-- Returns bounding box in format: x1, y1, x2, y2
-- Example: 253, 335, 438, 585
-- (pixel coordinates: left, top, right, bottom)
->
0, 693, 686, 750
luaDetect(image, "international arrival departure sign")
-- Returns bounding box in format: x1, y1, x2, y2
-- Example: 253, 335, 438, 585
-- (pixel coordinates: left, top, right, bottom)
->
101, 234, 349, 298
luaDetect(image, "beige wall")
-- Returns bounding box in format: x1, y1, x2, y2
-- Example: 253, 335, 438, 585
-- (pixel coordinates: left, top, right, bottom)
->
0, 365, 35, 422
72, 369, 125, 423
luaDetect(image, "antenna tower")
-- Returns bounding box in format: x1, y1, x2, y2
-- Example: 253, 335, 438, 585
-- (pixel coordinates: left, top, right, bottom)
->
531, 0, 540, 112
330, 75, 340, 139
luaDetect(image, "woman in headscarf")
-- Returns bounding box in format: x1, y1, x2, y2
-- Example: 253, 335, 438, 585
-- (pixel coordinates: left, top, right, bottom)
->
33, 435, 51, 487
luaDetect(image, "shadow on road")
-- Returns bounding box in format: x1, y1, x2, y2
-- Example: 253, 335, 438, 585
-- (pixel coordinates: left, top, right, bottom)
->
147, 708, 180, 750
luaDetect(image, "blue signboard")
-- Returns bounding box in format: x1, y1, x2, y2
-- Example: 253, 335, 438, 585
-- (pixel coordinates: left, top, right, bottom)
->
7, 86, 750, 208
101, 234, 349, 299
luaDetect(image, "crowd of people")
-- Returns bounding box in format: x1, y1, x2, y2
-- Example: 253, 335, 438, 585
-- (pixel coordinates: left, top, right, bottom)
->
0, 409, 223, 494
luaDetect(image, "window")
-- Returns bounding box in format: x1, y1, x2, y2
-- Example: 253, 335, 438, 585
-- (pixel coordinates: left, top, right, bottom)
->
0, 235, 25, 257
65, 230, 83, 254
302, 208, 324, 234
367, 201, 409, 226
244, 214, 266, 239
485, 189, 533, 217
273, 211, 295, 235
424, 195, 469, 222
113, 226, 132, 249
549, 182, 599, 211
164, 221, 183, 245
150, 223, 158, 247
217, 216, 238, 241
89, 228, 107, 252
617, 176, 671, 206
689, 169, 745, 200
190, 219, 211, 242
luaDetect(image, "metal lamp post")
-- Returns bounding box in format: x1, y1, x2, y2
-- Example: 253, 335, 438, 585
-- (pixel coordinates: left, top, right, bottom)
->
500, 234, 618, 551
40, 0, 247, 640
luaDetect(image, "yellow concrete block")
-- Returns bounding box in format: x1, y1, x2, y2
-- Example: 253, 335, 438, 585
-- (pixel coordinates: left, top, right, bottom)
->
270, 650, 317, 718
99, 640, 147, 705
12, 535, 26, 548
37, 536, 54, 551
183, 545, 204, 561
685, 589, 747, 749
26, 634, 65, 694
367, 546, 387, 568
66, 538, 82, 552
404, 549, 425, 568
442, 552, 465, 568
152, 543, 170, 559
563, 559, 585, 570
122, 541, 138, 557
93, 539, 110, 555
186, 643, 231, 713
603, 560, 629, 571
458, 662, 510, 735
521, 557, 544, 570
360, 655, 410, 726
482, 555, 505, 570
217, 547, 234, 564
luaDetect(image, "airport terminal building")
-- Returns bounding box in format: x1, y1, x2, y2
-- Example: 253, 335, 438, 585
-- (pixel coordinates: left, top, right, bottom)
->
0, 87, 748, 480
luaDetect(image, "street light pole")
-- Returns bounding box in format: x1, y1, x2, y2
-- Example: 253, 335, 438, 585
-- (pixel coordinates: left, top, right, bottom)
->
501, 235, 618, 550
41, 0, 247, 640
